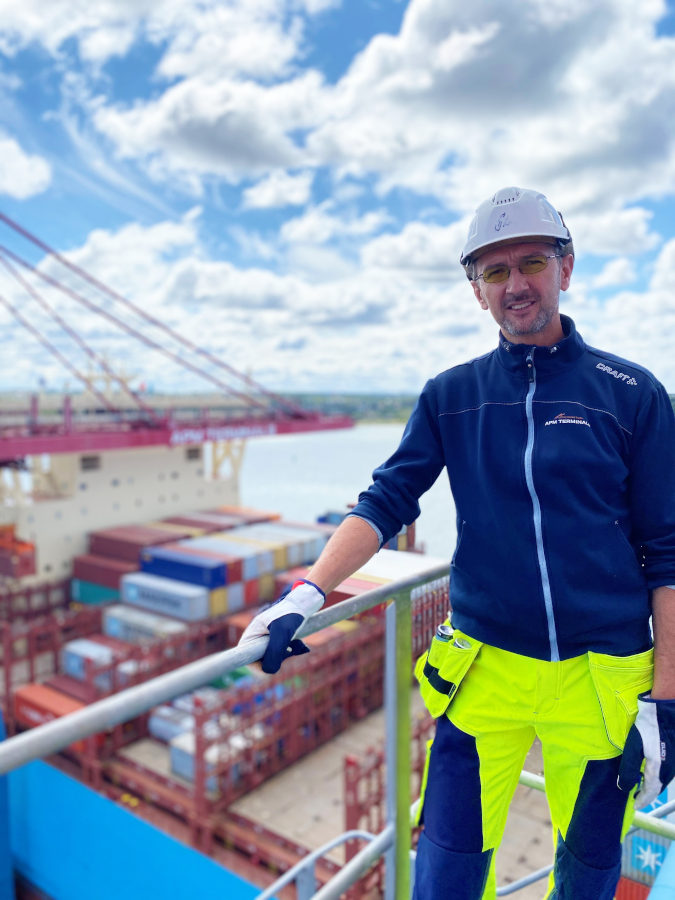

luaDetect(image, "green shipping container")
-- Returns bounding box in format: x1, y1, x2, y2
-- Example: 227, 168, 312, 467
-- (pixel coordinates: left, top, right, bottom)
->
71, 578, 120, 605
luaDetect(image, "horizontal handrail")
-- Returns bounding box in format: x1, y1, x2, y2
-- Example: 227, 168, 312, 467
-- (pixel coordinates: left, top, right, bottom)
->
0, 562, 448, 775
254, 829, 377, 900
519, 770, 675, 840
312, 824, 395, 900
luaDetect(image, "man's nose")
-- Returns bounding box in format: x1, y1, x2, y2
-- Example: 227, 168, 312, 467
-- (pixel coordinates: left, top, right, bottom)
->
504, 265, 528, 291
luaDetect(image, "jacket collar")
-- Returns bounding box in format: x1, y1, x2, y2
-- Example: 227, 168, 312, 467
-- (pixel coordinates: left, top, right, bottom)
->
495, 315, 585, 375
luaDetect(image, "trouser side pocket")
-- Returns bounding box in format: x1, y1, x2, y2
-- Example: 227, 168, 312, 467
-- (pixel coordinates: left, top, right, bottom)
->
414, 626, 482, 719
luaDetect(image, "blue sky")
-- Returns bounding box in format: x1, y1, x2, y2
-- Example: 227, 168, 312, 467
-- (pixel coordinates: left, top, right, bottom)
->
0, 0, 674, 396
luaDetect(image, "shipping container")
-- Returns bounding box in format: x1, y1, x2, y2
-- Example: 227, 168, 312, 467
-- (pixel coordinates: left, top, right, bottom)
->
139, 545, 230, 589
13, 683, 96, 752
232, 522, 328, 567
44, 674, 99, 705
121, 572, 211, 622
144, 520, 209, 538
61, 638, 117, 691
161, 514, 233, 533
148, 705, 196, 744
103, 604, 188, 643
72, 554, 138, 590
215, 531, 285, 572
88, 524, 193, 563
164, 511, 247, 531
186, 535, 270, 580
70, 578, 120, 605
167, 540, 244, 583
208, 506, 281, 525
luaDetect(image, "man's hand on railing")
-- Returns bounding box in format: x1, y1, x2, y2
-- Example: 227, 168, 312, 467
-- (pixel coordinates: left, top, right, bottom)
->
238, 579, 326, 674
618, 693, 675, 808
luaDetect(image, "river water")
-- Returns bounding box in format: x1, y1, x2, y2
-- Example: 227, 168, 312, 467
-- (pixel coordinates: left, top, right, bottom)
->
239, 423, 456, 558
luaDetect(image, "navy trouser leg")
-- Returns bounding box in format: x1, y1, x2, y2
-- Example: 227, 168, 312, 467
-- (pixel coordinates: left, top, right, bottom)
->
414, 716, 493, 900
547, 757, 625, 899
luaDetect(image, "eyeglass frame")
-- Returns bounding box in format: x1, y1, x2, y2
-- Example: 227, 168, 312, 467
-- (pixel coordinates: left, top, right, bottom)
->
473, 252, 562, 285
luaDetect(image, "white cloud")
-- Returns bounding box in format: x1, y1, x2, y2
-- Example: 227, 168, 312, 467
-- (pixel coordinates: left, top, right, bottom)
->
280, 203, 391, 244
592, 257, 637, 288
569, 207, 660, 258
0, 135, 51, 198
242, 171, 314, 209
93, 71, 328, 182
361, 219, 467, 278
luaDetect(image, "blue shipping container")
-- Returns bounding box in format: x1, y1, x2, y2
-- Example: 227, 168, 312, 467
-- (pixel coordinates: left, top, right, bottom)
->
140, 546, 229, 588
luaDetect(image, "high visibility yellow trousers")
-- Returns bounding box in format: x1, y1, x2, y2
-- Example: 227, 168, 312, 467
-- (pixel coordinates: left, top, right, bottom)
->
414, 638, 653, 900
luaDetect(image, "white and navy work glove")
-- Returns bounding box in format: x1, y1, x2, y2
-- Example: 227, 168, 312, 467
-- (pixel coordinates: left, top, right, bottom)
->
618, 692, 675, 808
238, 579, 325, 674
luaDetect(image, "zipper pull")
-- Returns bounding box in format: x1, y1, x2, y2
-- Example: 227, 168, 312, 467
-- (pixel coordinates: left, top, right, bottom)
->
526, 350, 535, 383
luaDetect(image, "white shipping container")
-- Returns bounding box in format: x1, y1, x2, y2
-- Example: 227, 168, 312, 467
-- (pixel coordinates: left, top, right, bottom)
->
122, 571, 210, 621
169, 730, 250, 791
61, 639, 115, 690
148, 705, 195, 744
236, 523, 328, 565
103, 604, 188, 643
224, 581, 244, 613
172, 687, 223, 714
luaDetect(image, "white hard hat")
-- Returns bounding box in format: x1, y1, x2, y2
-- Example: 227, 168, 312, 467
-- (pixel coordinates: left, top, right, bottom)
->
460, 186, 572, 268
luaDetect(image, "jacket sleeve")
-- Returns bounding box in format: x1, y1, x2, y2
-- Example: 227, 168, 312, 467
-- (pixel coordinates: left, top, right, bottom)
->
350, 379, 446, 545
629, 379, 675, 589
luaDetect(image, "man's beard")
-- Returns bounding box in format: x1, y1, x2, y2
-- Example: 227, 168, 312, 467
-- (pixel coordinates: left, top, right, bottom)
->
500, 291, 555, 337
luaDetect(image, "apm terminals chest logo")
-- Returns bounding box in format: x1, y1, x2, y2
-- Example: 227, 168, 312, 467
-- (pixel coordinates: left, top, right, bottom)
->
544, 412, 591, 428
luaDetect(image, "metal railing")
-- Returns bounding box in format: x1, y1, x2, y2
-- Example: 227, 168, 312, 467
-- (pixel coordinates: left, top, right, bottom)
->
1, 562, 674, 900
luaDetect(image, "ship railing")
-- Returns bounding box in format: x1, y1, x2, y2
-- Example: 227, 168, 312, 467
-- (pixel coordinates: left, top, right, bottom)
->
1, 565, 675, 899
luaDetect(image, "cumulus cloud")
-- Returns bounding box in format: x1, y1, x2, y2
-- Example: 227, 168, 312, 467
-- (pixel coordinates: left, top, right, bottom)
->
280, 203, 391, 244
2, 0, 675, 394
361, 219, 467, 279
592, 257, 637, 288
93, 72, 328, 182
242, 170, 314, 209
0, 135, 51, 198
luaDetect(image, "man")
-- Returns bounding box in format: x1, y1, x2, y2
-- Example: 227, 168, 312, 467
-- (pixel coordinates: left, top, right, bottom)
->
240, 187, 675, 899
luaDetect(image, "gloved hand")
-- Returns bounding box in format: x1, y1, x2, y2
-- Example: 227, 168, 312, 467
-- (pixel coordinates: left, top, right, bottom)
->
618, 692, 675, 809
238, 579, 325, 674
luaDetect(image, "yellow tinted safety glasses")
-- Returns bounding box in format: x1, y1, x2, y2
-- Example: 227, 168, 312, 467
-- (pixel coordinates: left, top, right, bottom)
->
476, 253, 560, 284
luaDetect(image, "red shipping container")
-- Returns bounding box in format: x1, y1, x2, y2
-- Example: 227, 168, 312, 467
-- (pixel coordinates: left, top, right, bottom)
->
72, 554, 138, 590
88, 525, 191, 562
244, 579, 260, 608
44, 674, 99, 705
615, 878, 650, 900
13, 683, 101, 752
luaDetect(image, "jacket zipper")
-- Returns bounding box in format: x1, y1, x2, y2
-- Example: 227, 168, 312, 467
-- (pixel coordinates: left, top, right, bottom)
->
524, 349, 559, 662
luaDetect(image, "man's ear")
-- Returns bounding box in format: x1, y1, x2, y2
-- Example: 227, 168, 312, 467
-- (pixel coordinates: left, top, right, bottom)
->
560, 254, 574, 292
472, 280, 488, 310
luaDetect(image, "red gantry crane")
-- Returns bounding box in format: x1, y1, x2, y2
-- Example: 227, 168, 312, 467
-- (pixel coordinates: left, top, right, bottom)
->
0, 212, 353, 580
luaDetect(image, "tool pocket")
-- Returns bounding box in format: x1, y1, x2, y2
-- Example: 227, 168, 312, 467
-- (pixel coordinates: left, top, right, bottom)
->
414, 626, 483, 719
588, 648, 654, 750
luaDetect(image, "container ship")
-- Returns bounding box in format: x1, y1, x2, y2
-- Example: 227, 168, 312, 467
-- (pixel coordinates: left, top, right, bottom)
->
0, 214, 673, 899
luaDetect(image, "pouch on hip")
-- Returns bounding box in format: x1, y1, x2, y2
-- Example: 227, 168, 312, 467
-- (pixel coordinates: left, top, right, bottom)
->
414, 625, 483, 719
588, 647, 654, 750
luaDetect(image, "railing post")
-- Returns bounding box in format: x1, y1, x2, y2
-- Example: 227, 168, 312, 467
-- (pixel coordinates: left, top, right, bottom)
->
385, 590, 412, 900
0, 711, 16, 899
295, 862, 317, 899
